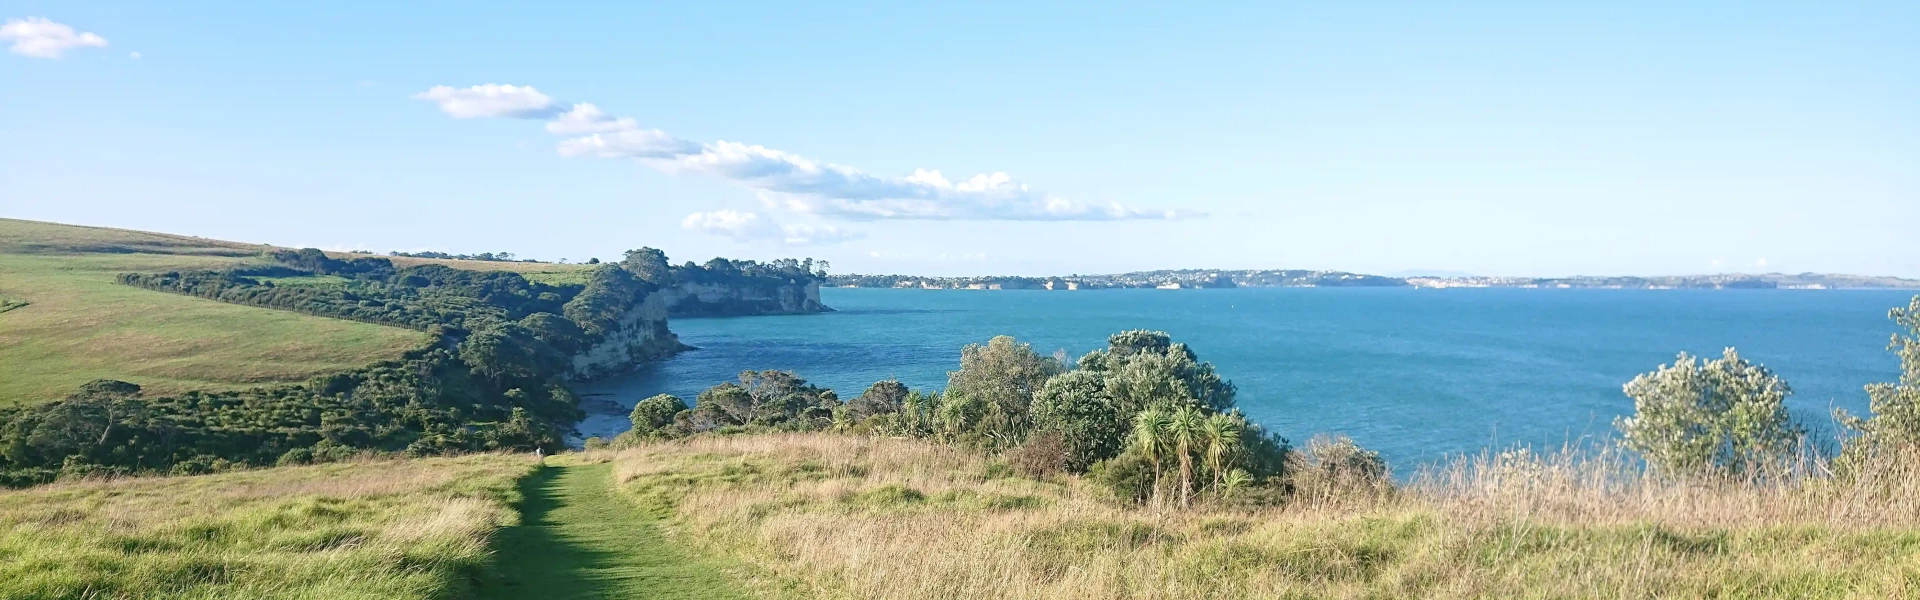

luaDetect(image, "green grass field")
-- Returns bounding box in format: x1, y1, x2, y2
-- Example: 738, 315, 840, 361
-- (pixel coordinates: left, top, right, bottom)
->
0, 218, 428, 405
0, 454, 535, 599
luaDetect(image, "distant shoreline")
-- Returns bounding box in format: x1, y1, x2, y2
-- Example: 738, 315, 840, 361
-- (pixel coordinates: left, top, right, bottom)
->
827, 270, 1920, 291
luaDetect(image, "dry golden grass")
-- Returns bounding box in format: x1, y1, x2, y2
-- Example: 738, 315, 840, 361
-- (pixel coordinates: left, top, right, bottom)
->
0, 453, 537, 599
604, 434, 1920, 600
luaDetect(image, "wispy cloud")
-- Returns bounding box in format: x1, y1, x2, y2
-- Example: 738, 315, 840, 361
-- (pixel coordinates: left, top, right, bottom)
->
414, 84, 560, 119
2, 17, 108, 59
680, 209, 862, 246
418, 83, 1199, 223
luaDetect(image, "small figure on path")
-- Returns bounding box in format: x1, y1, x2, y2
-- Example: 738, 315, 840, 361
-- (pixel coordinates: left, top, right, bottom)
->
535, 447, 545, 466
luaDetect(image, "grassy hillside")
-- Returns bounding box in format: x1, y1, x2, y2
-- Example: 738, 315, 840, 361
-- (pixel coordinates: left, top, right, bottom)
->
606, 434, 1920, 600
0, 218, 428, 405
0, 453, 533, 599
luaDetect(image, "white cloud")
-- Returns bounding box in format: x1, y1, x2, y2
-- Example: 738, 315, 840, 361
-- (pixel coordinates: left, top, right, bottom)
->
681, 210, 862, 246
2, 17, 108, 59
413, 84, 559, 119
127, 51, 140, 59
420, 83, 1197, 222
777, 223, 863, 246
545, 103, 639, 135
600, 138, 1188, 221
1755, 258, 1769, 268
555, 128, 700, 159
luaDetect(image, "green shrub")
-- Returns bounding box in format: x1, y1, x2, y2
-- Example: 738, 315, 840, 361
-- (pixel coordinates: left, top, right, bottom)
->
1616, 348, 1803, 477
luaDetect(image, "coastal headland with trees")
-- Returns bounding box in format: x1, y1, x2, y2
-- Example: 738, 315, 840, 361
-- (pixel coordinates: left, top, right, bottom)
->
6, 217, 1920, 598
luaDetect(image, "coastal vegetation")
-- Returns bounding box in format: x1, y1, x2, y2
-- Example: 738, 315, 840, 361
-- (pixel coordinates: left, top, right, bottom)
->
0, 221, 825, 487
8, 216, 1920, 597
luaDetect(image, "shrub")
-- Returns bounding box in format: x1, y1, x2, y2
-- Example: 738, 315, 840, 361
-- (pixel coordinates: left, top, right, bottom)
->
1838, 296, 1920, 471
1004, 431, 1071, 478
1616, 348, 1803, 478
630, 394, 690, 437
1088, 452, 1158, 505
1287, 435, 1390, 502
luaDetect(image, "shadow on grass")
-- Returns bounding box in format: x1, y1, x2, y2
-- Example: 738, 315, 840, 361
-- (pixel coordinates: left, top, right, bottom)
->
475, 463, 746, 600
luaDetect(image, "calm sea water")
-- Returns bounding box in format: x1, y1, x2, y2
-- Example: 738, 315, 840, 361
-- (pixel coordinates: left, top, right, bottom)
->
577, 288, 1913, 469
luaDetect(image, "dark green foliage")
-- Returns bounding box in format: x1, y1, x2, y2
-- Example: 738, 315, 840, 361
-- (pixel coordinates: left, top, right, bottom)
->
664, 372, 842, 436
629, 394, 689, 437
848, 380, 910, 420
620, 247, 673, 284
943, 336, 1064, 446
269, 248, 395, 277
562, 265, 652, 337
519, 312, 586, 355
460, 323, 568, 387
119, 259, 581, 334
1029, 371, 1128, 472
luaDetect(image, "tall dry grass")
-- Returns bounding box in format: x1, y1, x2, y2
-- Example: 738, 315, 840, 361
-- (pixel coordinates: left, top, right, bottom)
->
606, 434, 1920, 600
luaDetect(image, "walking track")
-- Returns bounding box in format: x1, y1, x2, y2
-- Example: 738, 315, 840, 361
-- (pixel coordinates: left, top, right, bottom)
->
476, 463, 749, 599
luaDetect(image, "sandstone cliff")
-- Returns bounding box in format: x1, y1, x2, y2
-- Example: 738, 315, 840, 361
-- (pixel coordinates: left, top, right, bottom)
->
662, 279, 829, 317
567, 290, 689, 380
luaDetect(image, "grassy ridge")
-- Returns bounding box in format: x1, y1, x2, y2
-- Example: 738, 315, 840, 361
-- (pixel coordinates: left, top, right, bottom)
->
0, 454, 534, 599
609, 434, 1920, 600
0, 218, 427, 405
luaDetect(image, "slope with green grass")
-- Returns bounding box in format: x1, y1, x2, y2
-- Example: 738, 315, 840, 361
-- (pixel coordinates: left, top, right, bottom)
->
0, 218, 428, 404
0, 454, 534, 599
480, 461, 752, 600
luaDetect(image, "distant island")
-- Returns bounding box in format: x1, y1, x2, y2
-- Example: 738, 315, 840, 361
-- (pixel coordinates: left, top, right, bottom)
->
829, 270, 1920, 290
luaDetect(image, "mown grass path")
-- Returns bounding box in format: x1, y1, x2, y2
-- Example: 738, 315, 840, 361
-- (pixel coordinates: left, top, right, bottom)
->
478, 462, 749, 600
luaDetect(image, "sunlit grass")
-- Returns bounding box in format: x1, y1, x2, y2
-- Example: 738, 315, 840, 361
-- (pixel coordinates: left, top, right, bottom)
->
0, 218, 428, 405
0, 453, 536, 599
604, 434, 1920, 600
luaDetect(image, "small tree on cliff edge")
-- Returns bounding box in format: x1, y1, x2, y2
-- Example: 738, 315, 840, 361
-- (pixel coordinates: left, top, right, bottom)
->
621, 247, 672, 284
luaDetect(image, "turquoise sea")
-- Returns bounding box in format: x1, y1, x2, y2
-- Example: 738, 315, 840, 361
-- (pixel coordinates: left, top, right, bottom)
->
577, 288, 1914, 469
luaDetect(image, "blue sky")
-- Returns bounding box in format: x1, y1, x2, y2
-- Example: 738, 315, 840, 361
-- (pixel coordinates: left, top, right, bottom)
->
2, 1, 1915, 277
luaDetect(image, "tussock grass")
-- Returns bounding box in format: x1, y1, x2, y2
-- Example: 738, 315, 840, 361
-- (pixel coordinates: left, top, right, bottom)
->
0, 453, 535, 599
606, 434, 1920, 599
0, 218, 427, 404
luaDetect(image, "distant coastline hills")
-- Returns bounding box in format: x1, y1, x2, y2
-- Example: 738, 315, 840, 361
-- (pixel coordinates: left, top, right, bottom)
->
827, 270, 1920, 290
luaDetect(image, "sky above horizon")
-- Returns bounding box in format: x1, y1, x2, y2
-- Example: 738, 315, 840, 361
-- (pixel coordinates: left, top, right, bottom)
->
2, 1, 1915, 277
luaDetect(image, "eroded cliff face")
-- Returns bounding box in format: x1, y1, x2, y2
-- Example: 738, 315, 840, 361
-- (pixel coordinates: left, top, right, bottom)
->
568, 291, 688, 380
662, 280, 828, 317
